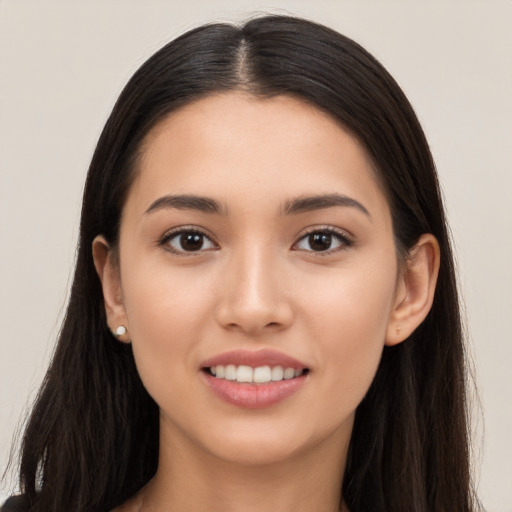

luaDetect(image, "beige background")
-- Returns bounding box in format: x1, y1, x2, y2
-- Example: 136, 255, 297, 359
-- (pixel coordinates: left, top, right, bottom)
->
1, 1, 511, 510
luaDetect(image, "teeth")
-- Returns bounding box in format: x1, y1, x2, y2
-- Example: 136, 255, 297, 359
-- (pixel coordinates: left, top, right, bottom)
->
283, 368, 295, 380
271, 366, 284, 381
253, 366, 271, 383
225, 364, 237, 381
236, 365, 253, 383
209, 364, 305, 384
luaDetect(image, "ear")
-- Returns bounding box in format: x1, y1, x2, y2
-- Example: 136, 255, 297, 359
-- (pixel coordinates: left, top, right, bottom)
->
385, 233, 440, 346
92, 235, 130, 343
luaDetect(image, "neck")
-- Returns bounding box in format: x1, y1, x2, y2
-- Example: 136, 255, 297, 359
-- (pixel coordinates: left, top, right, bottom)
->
141, 415, 352, 512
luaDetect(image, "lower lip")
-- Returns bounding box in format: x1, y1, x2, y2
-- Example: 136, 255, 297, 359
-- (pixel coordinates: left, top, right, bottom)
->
202, 372, 307, 409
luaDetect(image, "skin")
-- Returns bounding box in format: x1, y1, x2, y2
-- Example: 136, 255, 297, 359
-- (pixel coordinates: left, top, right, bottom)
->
93, 93, 440, 512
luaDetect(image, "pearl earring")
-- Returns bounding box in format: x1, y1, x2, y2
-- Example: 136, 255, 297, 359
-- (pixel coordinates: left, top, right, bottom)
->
115, 325, 127, 337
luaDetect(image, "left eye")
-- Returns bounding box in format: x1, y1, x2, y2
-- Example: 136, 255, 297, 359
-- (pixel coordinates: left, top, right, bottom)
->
294, 230, 349, 253
164, 231, 217, 253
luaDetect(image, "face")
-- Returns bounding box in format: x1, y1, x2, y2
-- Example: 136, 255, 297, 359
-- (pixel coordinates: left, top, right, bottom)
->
108, 93, 404, 465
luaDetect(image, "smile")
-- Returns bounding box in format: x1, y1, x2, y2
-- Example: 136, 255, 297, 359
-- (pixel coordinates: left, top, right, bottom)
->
207, 365, 305, 384
200, 349, 310, 408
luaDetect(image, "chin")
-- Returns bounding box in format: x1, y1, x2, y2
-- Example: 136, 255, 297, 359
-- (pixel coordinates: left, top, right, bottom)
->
192, 415, 348, 468
208, 436, 307, 467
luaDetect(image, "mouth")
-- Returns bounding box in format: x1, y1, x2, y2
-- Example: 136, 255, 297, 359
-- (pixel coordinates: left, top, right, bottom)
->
203, 365, 309, 384
200, 349, 310, 409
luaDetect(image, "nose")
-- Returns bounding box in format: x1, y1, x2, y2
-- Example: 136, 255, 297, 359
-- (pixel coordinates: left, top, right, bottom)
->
214, 246, 293, 335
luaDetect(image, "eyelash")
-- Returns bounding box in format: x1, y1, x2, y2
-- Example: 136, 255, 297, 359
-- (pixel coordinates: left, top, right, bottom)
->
159, 226, 354, 256
159, 227, 218, 255
293, 227, 354, 255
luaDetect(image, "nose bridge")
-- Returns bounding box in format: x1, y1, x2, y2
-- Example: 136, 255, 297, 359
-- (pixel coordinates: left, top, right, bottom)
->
215, 238, 292, 333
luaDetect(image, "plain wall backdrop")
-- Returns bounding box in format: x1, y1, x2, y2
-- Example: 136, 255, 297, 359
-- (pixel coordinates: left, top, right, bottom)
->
1, 1, 511, 510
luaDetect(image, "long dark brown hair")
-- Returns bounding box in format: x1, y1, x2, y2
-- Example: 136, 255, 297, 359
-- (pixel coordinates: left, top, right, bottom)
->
7, 14, 478, 512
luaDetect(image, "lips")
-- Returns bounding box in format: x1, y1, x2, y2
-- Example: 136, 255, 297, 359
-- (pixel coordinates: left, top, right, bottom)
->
201, 349, 308, 369
200, 349, 309, 409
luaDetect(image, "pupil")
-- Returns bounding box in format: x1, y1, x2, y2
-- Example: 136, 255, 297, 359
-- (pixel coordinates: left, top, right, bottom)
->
309, 233, 331, 251
180, 233, 203, 251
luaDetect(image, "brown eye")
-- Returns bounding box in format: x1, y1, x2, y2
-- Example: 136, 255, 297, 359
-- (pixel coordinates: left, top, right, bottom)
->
180, 233, 204, 251
308, 233, 333, 252
294, 229, 351, 253
165, 230, 216, 253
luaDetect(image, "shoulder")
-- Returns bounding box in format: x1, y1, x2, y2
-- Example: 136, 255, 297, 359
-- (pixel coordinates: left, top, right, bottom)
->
1, 495, 30, 512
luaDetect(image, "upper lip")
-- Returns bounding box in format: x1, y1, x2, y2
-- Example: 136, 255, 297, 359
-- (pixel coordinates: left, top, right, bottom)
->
201, 349, 308, 370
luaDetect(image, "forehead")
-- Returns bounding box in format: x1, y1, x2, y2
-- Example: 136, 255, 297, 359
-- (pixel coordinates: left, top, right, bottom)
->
127, 92, 390, 219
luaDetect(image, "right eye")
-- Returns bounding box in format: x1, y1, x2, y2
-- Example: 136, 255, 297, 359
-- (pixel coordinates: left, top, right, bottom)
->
162, 230, 217, 254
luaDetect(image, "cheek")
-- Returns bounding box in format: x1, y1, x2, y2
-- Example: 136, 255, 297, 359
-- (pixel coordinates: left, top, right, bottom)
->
120, 260, 215, 387
301, 259, 397, 406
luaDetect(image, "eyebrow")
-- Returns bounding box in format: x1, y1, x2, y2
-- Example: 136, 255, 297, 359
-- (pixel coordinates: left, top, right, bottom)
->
145, 194, 228, 216
144, 192, 370, 218
281, 193, 371, 218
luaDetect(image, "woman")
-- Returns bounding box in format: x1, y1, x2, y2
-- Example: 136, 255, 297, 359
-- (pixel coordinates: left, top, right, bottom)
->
2, 14, 479, 512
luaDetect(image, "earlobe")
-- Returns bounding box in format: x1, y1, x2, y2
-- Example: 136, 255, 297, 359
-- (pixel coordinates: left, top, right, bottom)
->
92, 235, 130, 343
385, 233, 440, 346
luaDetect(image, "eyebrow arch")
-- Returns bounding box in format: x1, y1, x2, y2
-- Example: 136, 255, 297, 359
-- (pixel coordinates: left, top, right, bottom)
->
144, 194, 228, 216
281, 193, 371, 218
